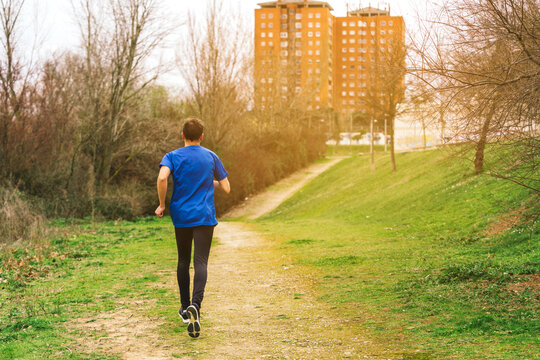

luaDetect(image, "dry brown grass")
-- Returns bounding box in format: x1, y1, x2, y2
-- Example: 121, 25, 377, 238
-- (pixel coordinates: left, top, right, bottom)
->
0, 186, 46, 244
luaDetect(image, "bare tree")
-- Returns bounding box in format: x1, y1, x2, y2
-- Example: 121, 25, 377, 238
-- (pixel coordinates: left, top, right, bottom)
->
0, 0, 28, 178
179, 0, 251, 149
74, 0, 164, 189
365, 29, 407, 171
411, 0, 539, 191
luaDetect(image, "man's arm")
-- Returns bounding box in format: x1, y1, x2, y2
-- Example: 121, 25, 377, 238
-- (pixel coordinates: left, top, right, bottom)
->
155, 166, 171, 217
213, 177, 230, 194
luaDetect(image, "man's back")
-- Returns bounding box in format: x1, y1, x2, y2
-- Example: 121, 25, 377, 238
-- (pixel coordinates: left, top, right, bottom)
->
160, 145, 228, 227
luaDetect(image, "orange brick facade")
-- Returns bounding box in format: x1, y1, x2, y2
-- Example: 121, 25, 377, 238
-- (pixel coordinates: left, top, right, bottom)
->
254, 0, 404, 116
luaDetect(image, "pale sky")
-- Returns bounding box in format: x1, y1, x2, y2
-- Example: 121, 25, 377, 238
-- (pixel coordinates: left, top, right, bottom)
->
20, 0, 431, 90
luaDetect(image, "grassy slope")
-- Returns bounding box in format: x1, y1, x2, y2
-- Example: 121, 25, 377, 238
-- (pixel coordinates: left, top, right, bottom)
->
255, 148, 539, 359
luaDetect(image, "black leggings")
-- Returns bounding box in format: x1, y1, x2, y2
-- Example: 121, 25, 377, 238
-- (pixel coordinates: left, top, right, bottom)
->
174, 225, 214, 310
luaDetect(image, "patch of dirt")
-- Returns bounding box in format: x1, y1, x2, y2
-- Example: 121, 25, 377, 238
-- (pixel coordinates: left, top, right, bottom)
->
71, 299, 173, 360
484, 208, 525, 236
508, 273, 540, 294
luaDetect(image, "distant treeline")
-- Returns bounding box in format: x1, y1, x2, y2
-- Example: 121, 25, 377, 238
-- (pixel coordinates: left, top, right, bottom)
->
0, 75, 325, 241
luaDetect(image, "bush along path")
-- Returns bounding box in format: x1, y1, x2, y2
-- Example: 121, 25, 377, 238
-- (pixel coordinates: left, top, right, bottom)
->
1, 157, 400, 359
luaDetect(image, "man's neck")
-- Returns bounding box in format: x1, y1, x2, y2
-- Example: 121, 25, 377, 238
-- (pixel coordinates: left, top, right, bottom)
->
184, 140, 201, 147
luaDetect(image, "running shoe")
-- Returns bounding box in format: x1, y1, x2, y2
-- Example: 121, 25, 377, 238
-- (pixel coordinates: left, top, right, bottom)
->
186, 304, 200, 338
178, 307, 189, 324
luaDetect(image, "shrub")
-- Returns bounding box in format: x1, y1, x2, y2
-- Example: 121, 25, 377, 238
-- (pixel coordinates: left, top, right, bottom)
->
0, 186, 45, 244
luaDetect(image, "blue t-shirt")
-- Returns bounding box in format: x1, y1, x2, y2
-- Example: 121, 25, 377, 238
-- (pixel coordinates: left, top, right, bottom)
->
159, 145, 229, 227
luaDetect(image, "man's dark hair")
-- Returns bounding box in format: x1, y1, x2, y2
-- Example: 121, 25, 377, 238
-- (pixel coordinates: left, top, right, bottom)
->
182, 117, 204, 141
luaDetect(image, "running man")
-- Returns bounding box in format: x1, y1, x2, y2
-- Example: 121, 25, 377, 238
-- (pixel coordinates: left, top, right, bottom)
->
155, 118, 230, 338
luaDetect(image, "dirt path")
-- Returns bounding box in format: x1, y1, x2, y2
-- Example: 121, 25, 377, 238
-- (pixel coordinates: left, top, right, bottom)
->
74, 157, 397, 359
199, 222, 393, 359
224, 157, 345, 220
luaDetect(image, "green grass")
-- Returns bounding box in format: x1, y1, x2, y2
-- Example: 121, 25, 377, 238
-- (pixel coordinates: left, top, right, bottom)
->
255, 148, 539, 359
326, 144, 385, 156
0, 217, 214, 359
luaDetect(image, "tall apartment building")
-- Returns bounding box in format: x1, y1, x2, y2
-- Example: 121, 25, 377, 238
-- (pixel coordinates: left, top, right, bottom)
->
254, 0, 405, 117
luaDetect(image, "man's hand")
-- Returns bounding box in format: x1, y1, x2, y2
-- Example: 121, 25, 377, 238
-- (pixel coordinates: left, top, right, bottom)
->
155, 205, 165, 218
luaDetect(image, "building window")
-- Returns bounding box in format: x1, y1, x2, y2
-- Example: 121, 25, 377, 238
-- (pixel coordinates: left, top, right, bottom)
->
315, 50, 320, 55
308, 13, 313, 18
296, 32, 301, 38
295, 22, 301, 29
281, 41, 287, 47
261, 32, 266, 38
349, 91, 354, 96
381, 38, 386, 44
261, 41, 266, 46
316, 22, 320, 28
268, 32, 273, 38
281, 14, 287, 20
349, 30, 355, 35
381, 30, 386, 35
341, 91, 347, 96
295, 50, 302, 56
315, 68, 320, 74
281, 23, 287, 29
359, 21, 366, 27
281, 50, 288, 56
268, 13, 274, 19
268, 23, 273, 28
309, 40, 314, 46
280, 32, 288, 38
389, 21, 393, 26
315, 31, 320, 37
349, 48, 355, 52
296, 13, 302, 19
370, 21, 375, 27
308, 59, 313, 64
349, 57, 355, 61
389, 29, 393, 34
308, 49, 313, 55
371, 30, 375, 35
316, 40, 320, 46
349, 100, 354, 104
261, 14, 266, 19
308, 31, 313, 37
308, 22, 313, 28
261, 50, 265, 55
381, 21, 386, 26
349, 39, 355, 44
349, 21, 355, 26
342, 48, 347, 53
316, 13, 321, 18
269, 41, 273, 46
268, 78, 273, 83
342, 30, 347, 35
342, 39, 347, 44
261, 23, 266, 28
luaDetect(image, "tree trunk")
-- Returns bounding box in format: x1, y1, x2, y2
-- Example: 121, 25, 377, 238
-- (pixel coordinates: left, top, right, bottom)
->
370, 117, 375, 171
474, 106, 495, 174
390, 118, 397, 171
421, 117, 427, 149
